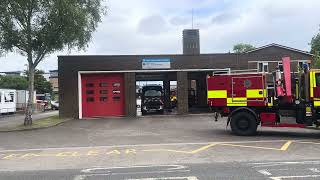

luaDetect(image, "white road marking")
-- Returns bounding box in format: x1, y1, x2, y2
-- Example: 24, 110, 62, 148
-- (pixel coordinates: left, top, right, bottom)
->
73, 175, 85, 180
126, 176, 199, 180
270, 175, 320, 180
258, 170, 272, 176
76, 165, 191, 180
296, 141, 320, 145
0, 139, 292, 153
81, 165, 187, 173
261, 168, 289, 171
249, 161, 320, 168
74, 171, 191, 180
309, 168, 320, 173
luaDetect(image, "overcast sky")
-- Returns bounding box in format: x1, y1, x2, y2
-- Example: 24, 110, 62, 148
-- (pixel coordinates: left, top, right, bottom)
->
1, 0, 320, 72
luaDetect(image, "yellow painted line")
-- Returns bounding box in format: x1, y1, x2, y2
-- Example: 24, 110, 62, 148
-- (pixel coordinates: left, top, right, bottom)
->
219, 143, 283, 151
190, 143, 217, 154
143, 141, 288, 154
142, 149, 193, 154
1, 140, 303, 160
280, 141, 292, 151
143, 143, 217, 154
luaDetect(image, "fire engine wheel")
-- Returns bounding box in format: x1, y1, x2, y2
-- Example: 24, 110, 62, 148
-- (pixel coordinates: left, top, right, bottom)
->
141, 110, 147, 115
230, 111, 257, 136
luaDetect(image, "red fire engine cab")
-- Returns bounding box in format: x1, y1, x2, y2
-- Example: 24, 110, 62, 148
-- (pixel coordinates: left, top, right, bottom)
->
208, 57, 320, 135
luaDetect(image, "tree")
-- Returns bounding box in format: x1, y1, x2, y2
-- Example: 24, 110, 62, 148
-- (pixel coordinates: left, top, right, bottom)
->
0, 0, 106, 125
311, 31, 320, 55
310, 28, 320, 68
34, 71, 53, 95
233, 43, 256, 53
25, 69, 53, 94
312, 51, 320, 68
0, 75, 28, 90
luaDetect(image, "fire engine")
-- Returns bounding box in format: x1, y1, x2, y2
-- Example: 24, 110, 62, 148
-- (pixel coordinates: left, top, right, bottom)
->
208, 57, 320, 136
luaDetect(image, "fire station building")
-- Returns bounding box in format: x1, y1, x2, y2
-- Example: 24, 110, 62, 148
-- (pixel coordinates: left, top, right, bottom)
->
58, 29, 313, 119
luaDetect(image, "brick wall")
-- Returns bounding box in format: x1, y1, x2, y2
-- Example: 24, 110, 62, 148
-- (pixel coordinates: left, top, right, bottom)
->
58, 46, 313, 118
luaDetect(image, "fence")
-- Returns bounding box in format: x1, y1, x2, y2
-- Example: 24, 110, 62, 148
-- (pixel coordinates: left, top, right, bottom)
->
16, 103, 46, 113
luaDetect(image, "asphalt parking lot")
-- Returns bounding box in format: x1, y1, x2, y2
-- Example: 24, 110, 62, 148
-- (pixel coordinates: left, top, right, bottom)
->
0, 114, 319, 150
0, 114, 320, 179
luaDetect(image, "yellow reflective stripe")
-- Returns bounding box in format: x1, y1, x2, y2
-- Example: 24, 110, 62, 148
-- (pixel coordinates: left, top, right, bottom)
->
207, 90, 227, 98
306, 106, 312, 112
295, 80, 299, 98
310, 72, 314, 97
314, 101, 320, 107
246, 89, 266, 98
268, 97, 273, 107
314, 72, 317, 88
227, 98, 247, 106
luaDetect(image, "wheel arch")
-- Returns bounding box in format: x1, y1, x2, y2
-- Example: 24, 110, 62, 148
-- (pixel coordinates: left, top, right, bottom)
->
227, 107, 259, 126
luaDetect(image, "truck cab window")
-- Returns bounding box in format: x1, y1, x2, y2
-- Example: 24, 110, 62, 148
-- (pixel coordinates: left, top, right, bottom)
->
315, 73, 320, 86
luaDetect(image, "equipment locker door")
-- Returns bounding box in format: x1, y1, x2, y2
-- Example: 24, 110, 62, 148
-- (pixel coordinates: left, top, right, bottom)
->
231, 75, 266, 106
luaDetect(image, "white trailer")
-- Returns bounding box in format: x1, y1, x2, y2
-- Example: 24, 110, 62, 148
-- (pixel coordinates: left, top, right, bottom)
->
16, 90, 36, 110
0, 89, 17, 114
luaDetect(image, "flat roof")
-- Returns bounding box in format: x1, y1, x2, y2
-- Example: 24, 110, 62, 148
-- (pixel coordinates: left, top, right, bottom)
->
58, 43, 313, 58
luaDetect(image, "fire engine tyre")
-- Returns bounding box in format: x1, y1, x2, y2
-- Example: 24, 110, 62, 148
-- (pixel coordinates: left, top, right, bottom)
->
141, 110, 147, 115
158, 109, 164, 114
230, 111, 257, 136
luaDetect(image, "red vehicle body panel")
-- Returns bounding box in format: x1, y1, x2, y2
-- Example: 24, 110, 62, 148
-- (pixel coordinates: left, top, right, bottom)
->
207, 73, 267, 107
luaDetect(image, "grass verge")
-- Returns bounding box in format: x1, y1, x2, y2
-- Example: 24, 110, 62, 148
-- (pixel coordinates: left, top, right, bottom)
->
0, 115, 70, 132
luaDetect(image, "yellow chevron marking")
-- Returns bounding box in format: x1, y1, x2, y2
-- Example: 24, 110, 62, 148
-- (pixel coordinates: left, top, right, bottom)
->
279, 141, 292, 151
142, 143, 217, 154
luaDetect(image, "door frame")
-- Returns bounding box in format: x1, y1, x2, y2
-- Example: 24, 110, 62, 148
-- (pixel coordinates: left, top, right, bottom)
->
78, 71, 128, 119
78, 69, 231, 119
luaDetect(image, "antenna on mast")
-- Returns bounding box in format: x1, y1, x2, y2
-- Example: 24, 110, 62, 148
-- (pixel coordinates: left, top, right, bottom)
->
191, 8, 194, 29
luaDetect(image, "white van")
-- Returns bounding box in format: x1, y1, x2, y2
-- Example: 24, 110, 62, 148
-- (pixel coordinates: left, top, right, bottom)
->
0, 89, 17, 114
16, 90, 36, 110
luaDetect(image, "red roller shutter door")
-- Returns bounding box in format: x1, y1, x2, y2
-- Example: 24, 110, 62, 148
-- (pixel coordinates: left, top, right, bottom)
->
82, 73, 125, 117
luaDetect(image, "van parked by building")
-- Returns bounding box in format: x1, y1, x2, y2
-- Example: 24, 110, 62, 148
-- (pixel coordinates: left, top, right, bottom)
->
0, 89, 16, 114
16, 90, 37, 110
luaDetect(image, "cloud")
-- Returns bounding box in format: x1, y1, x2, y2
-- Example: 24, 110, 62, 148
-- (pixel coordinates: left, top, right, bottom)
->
211, 12, 238, 24
1, 0, 320, 72
137, 15, 169, 35
170, 16, 190, 26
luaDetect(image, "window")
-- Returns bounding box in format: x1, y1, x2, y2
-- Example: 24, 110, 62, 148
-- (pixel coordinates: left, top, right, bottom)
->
100, 97, 108, 102
86, 97, 94, 102
298, 61, 309, 71
144, 90, 162, 97
4, 92, 14, 102
112, 82, 121, 87
113, 96, 121, 101
86, 83, 94, 87
258, 62, 268, 72
100, 90, 108, 94
278, 62, 283, 71
100, 82, 108, 87
112, 90, 121, 94
86, 90, 94, 94
315, 73, 320, 86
